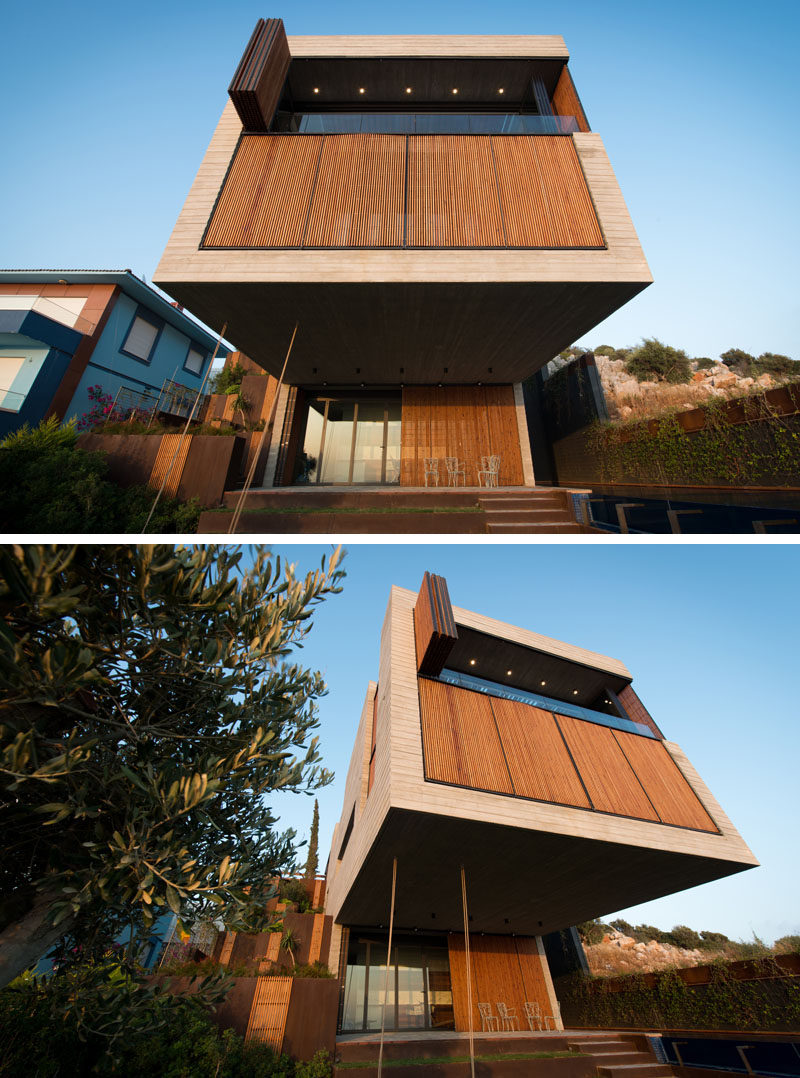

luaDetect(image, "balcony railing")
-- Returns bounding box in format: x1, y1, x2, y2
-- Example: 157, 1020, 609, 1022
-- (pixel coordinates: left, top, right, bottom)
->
274, 113, 580, 136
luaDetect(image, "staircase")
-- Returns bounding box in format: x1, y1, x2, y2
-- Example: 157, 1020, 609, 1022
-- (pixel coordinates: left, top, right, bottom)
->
479, 490, 600, 534
568, 1036, 674, 1078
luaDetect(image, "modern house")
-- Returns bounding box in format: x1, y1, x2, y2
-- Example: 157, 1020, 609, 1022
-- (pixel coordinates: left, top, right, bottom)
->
154, 19, 652, 491
322, 573, 756, 1035
212, 574, 756, 1055
0, 270, 223, 439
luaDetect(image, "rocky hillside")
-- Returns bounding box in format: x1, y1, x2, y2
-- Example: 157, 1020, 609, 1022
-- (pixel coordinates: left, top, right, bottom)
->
595, 354, 783, 422
585, 929, 710, 976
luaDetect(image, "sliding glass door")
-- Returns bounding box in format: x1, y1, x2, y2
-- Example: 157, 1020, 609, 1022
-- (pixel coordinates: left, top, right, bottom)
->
299, 395, 401, 485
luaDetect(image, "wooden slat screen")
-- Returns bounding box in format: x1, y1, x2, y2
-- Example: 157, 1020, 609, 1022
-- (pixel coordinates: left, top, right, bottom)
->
150, 434, 191, 499
400, 385, 524, 487
554, 714, 659, 821
204, 136, 322, 248
406, 135, 505, 247
612, 731, 718, 832
228, 18, 291, 132
304, 134, 405, 247
618, 684, 664, 739
448, 933, 551, 1033
418, 678, 718, 831
552, 65, 590, 133
203, 134, 604, 250
414, 571, 458, 675
492, 137, 604, 247
490, 698, 591, 807
418, 677, 512, 794
245, 976, 292, 1048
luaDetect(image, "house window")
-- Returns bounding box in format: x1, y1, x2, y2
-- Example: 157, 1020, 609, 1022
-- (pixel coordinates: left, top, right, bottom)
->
184, 347, 206, 376
121, 313, 161, 364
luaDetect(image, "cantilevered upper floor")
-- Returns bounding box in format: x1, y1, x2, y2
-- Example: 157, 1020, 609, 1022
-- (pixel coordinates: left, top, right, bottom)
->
324, 575, 757, 937
154, 20, 652, 386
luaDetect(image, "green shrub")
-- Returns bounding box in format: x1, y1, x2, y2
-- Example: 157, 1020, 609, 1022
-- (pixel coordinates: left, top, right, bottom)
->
774, 936, 800, 954
0, 420, 201, 532
694, 357, 714, 369
755, 352, 798, 376
665, 925, 702, 950
295, 1050, 333, 1078
720, 348, 755, 373
280, 879, 313, 913
593, 345, 616, 356
626, 338, 691, 383
210, 363, 245, 395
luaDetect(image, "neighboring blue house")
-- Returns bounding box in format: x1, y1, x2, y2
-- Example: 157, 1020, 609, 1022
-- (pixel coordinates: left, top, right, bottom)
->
0, 270, 226, 438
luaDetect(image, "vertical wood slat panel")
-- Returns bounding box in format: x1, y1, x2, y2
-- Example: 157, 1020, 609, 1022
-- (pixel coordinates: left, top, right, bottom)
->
204, 136, 322, 247
149, 434, 191, 499
448, 934, 551, 1033
304, 134, 405, 247
407, 136, 505, 247
490, 697, 591, 807
618, 684, 664, 739
552, 66, 590, 133
308, 913, 326, 964
400, 386, 523, 486
492, 137, 604, 248
418, 678, 512, 794
245, 976, 292, 1048
228, 18, 291, 132
557, 714, 659, 821
613, 731, 718, 832
265, 931, 282, 964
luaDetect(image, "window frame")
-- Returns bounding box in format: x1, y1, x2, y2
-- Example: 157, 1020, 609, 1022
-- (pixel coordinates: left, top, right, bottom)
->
120, 308, 164, 366
182, 344, 208, 378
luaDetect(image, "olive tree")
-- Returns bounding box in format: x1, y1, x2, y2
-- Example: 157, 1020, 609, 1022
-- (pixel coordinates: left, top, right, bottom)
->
0, 544, 344, 989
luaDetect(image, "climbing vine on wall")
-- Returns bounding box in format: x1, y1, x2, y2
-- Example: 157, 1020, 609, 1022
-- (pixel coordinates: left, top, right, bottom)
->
558, 957, 800, 1032
585, 390, 800, 487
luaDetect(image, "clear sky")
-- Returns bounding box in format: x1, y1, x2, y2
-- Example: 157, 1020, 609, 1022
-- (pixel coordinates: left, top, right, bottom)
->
2, 0, 798, 361
260, 542, 798, 947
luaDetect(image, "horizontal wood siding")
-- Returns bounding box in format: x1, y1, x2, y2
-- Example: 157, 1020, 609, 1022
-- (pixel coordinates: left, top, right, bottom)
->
552, 66, 590, 133
448, 933, 551, 1033
204, 135, 322, 247
419, 677, 512, 794
407, 136, 505, 247
203, 134, 604, 250
304, 134, 405, 247
613, 731, 718, 832
556, 714, 659, 821
492, 137, 604, 247
400, 385, 523, 487
490, 698, 591, 807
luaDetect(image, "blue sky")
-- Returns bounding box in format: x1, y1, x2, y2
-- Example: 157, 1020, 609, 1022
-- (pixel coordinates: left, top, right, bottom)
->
262, 542, 798, 946
2, 0, 798, 361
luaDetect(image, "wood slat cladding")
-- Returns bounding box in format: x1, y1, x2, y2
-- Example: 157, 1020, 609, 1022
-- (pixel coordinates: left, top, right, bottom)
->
203, 134, 604, 250
618, 684, 664, 739
492, 137, 604, 247
414, 572, 458, 675
490, 698, 590, 807
367, 687, 378, 794
229, 19, 291, 132
419, 677, 512, 794
556, 714, 658, 821
407, 136, 505, 247
245, 976, 292, 1047
400, 385, 524, 486
448, 933, 551, 1032
552, 66, 590, 133
613, 732, 718, 833
204, 136, 322, 248
304, 135, 405, 247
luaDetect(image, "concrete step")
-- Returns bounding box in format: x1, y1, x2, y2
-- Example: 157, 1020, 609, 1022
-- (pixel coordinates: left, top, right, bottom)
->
487, 522, 587, 533
481, 509, 572, 524
597, 1065, 674, 1078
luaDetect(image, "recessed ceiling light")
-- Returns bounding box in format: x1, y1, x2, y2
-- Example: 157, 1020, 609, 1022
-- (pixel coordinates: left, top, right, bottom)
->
498, 88, 505, 94
469, 659, 476, 665
359, 87, 365, 94
540, 680, 546, 687
452, 88, 458, 94
313, 87, 319, 94
506, 670, 513, 676
573, 689, 579, 695
406, 87, 412, 94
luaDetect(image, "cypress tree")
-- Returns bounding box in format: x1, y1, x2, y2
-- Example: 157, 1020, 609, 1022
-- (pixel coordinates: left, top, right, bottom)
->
305, 798, 320, 877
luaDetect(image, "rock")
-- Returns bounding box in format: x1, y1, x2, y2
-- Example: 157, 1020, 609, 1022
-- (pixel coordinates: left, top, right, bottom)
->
711, 373, 738, 388
757, 373, 774, 387
692, 372, 706, 382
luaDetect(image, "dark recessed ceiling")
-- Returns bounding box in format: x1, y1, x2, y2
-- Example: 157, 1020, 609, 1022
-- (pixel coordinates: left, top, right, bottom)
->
447, 625, 631, 706
337, 808, 752, 937
283, 57, 565, 110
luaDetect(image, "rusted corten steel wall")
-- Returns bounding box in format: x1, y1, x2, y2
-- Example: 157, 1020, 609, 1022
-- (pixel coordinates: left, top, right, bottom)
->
203, 134, 604, 249
400, 385, 524, 487
418, 678, 719, 832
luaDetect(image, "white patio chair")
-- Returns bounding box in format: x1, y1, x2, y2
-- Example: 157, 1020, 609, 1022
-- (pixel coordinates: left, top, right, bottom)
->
423, 458, 439, 486
478, 454, 501, 487
542, 1001, 561, 1029
496, 1001, 519, 1031
477, 1001, 498, 1032
445, 456, 466, 486
524, 1000, 543, 1030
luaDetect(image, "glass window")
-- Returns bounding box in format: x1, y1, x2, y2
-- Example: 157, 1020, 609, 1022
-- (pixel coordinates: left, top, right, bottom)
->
122, 315, 159, 363
184, 347, 205, 375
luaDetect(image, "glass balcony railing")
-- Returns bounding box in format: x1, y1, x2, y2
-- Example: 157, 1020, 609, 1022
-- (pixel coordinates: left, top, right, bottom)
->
274, 113, 579, 136
436, 667, 657, 739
